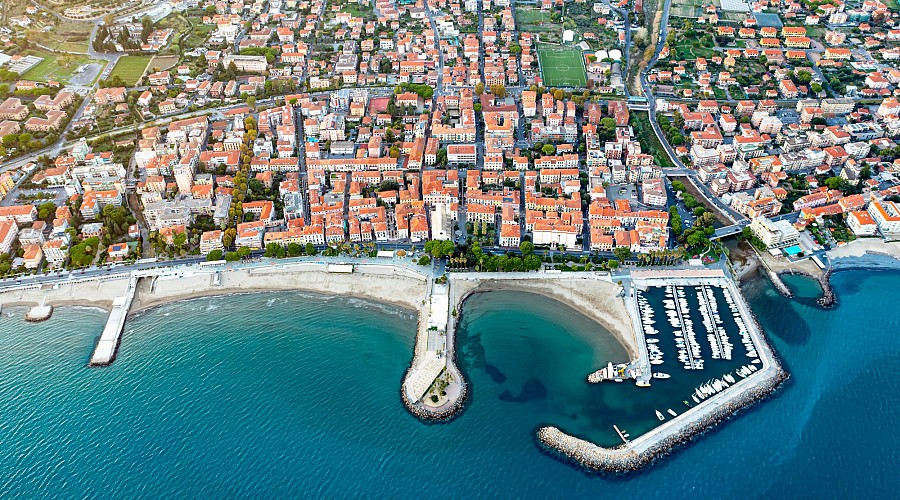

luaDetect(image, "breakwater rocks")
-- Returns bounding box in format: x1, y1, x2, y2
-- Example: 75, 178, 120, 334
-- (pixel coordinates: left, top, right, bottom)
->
24, 305, 53, 322
772, 268, 835, 308
816, 268, 835, 308
536, 366, 789, 474
768, 269, 793, 298
401, 375, 468, 422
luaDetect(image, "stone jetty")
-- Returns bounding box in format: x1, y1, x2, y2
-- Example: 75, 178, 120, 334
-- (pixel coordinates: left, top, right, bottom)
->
401, 279, 467, 421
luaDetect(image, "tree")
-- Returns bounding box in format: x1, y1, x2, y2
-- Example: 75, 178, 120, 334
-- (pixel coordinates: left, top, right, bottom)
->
265, 242, 282, 257
305, 243, 317, 255
207, 249, 223, 261
489, 84, 507, 98
418, 255, 431, 266
671, 180, 686, 192
287, 243, 303, 256
686, 231, 708, 248
796, 70, 812, 85
860, 165, 872, 180
824, 176, 849, 191
474, 82, 485, 95
247, 95, 256, 108
613, 247, 632, 262
37, 202, 56, 221
541, 144, 556, 156
223, 228, 237, 247
553, 89, 565, 101
519, 240, 534, 256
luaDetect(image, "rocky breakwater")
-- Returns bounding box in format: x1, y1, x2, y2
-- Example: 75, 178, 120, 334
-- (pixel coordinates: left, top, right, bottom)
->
774, 268, 835, 308
767, 269, 793, 298
816, 268, 835, 307
537, 363, 788, 474
401, 371, 468, 422
24, 305, 53, 322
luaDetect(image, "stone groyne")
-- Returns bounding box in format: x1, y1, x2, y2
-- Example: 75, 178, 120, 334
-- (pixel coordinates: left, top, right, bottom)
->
536, 365, 789, 474
770, 268, 835, 308
816, 268, 835, 307
767, 269, 793, 298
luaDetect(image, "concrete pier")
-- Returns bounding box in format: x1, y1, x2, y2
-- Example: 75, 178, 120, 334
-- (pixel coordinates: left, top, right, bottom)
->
89, 276, 138, 366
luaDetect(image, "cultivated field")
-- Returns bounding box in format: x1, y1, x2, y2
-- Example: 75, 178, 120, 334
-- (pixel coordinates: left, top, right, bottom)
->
671, 0, 718, 18
539, 48, 587, 87
149, 55, 180, 72
515, 7, 556, 32
108, 55, 153, 85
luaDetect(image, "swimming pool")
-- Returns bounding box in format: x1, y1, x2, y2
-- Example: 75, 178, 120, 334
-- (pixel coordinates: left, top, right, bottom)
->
784, 245, 803, 256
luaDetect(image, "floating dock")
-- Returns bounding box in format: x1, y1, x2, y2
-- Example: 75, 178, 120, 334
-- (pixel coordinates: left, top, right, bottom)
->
89, 276, 138, 366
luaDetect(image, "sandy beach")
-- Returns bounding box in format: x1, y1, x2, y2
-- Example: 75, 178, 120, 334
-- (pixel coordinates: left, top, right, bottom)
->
0, 278, 130, 311
131, 266, 427, 314
826, 238, 900, 261
0, 264, 429, 317
451, 275, 637, 357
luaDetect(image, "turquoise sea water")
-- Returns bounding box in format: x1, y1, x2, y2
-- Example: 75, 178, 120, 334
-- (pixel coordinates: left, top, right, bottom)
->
0, 269, 898, 497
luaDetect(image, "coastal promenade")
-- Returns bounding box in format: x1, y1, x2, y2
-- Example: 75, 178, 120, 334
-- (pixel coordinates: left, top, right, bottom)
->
538, 270, 787, 473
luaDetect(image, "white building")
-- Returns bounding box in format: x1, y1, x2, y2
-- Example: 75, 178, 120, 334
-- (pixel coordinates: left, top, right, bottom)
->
749, 217, 800, 249
868, 200, 900, 238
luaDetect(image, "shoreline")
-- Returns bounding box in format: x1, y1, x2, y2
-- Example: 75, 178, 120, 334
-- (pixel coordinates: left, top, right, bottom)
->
449, 275, 637, 358
400, 272, 635, 423
739, 238, 900, 308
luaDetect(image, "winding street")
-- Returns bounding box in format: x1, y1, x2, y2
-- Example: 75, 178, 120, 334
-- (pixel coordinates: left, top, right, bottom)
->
636, 0, 746, 224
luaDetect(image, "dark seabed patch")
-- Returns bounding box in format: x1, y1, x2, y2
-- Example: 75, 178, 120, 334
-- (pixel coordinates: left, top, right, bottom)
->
484, 363, 507, 383
499, 378, 547, 403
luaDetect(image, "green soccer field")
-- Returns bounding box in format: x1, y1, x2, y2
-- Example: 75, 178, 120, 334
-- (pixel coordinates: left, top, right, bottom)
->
108, 56, 153, 85
539, 49, 587, 88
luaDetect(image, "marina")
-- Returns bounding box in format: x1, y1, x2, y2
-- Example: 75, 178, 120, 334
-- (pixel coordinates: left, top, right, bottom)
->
539, 270, 787, 472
